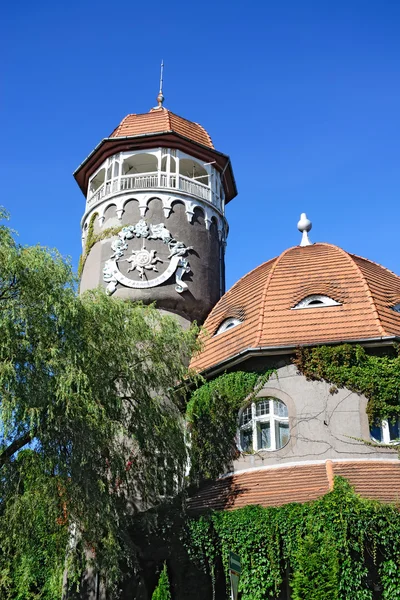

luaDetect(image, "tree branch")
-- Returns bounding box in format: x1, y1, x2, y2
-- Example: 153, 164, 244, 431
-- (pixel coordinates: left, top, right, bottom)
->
0, 431, 32, 468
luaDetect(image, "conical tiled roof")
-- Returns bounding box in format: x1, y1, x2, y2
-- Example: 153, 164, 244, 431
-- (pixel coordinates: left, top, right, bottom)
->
190, 243, 400, 373
109, 107, 213, 148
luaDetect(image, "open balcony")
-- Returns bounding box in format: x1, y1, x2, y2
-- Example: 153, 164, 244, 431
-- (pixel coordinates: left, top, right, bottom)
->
87, 150, 223, 211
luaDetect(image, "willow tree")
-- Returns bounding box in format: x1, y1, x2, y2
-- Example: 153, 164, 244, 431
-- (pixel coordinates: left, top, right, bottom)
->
0, 210, 199, 598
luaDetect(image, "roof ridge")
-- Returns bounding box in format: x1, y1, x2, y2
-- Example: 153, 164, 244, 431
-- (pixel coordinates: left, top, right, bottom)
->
254, 246, 297, 347
206, 256, 278, 316
167, 109, 213, 146
323, 243, 388, 337
109, 113, 137, 137
349, 251, 400, 279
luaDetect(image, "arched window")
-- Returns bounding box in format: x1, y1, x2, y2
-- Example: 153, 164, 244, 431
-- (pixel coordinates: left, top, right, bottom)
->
215, 317, 242, 335
391, 304, 400, 313
293, 295, 340, 309
370, 419, 400, 445
239, 398, 289, 452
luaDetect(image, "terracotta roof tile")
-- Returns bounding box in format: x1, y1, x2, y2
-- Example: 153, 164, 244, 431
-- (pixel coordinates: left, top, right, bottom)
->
191, 244, 400, 372
188, 461, 400, 512
109, 107, 213, 148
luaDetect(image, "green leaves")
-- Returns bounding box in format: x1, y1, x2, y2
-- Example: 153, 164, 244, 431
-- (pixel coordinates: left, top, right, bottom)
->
187, 478, 400, 599
186, 371, 271, 483
0, 211, 200, 597
151, 562, 172, 600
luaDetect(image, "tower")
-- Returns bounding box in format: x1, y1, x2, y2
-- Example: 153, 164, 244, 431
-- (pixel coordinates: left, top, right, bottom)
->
74, 90, 236, 325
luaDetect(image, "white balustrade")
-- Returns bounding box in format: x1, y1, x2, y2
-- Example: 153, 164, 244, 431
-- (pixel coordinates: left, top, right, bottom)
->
87, 171, 215, 207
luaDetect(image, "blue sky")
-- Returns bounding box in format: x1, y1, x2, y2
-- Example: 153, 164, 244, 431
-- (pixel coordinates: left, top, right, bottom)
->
1, 1, 400, 289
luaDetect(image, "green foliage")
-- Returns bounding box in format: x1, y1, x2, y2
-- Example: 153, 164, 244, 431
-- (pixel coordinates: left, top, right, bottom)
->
291, 533, 339, 600
152, 562, 172, 600
294, 344, 400, 422
187, 478, 400, 599
0, 450, 69, 599
77, 211, 125, 276
186, 371, 272, 483
0, 209, 199, 597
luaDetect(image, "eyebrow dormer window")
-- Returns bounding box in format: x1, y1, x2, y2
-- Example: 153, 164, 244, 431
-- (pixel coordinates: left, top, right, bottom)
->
391, 304, 400, 313
215, 317, 242, 335
293, 295, 341, 309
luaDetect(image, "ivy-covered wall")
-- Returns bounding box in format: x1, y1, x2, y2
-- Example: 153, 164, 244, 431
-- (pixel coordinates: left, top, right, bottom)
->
128, 478, 400, 600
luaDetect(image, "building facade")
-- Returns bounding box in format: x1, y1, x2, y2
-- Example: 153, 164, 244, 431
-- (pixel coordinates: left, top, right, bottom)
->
75, 97, 400, 599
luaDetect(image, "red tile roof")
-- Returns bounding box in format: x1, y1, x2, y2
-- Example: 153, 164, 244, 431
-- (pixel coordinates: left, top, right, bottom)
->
190, 243, 400, 373
188, 460, 400, 512
109, 107, 214, 149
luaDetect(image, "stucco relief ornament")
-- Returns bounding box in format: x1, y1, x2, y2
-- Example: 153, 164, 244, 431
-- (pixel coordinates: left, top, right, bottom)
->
103, 219, 192, 295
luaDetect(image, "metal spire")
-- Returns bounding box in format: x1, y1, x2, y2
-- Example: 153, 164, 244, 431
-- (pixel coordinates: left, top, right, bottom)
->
156, 60, 164, 108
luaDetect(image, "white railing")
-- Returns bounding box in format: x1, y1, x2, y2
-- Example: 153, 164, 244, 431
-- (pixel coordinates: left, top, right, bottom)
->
87, 171, 213, 206
178, 175, 211, 201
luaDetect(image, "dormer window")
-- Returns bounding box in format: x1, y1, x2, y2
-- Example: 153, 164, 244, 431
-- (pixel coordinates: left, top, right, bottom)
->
215, 317, 242, 335
293, 295, 341, 309
391, 304, 400, 313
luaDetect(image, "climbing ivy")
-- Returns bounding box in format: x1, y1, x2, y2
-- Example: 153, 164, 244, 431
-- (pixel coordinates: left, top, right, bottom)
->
78, 212, 125, 277
186, 371, 273, 484
186, 477, 400, 599
293, 344, 400, 422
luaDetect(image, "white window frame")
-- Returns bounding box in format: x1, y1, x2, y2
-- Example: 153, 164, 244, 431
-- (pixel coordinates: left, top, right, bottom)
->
292, 295, 341, 309
215, 317, 242, 335
239, 398, 289, 452
370, 419, 400, 445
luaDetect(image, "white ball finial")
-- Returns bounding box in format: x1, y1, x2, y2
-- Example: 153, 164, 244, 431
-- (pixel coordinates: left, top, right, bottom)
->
297, 213, 312, 246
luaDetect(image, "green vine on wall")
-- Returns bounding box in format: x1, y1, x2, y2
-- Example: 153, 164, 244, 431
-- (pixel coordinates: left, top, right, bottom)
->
78, 212, 125, 277
293, 344, 400, 423
187, 477, 400, 600
186, 371, 274, 485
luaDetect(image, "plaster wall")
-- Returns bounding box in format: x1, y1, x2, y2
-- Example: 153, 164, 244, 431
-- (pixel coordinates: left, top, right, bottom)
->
80, 197, 223, 324
233, 364, 397, 473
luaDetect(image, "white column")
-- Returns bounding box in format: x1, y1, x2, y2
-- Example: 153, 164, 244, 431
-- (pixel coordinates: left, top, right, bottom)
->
175, 150, 180, 191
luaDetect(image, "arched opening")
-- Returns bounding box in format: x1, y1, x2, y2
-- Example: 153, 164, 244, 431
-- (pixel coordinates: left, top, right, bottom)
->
122, 153, 157, 175
179, 158, 208, 185
89, 168, 105, 195
160, 156, 176, 173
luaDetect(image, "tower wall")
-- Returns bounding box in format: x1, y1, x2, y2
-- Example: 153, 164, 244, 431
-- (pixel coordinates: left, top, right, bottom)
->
80, 178, 227, 324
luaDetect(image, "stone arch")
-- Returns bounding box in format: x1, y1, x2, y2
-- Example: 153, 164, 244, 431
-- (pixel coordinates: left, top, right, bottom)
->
192, 205, 205, 227
123, 199, 141, 223
103, 203, 117, 221
146, 197, 164, 221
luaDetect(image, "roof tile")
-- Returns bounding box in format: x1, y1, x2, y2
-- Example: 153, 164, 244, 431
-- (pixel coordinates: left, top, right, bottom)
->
188, 461, 400, 512
109, 107, 213, 148
191, 244, 400, 372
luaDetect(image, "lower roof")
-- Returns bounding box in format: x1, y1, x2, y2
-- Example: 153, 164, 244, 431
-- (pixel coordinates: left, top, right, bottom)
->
188, 460, 400, 512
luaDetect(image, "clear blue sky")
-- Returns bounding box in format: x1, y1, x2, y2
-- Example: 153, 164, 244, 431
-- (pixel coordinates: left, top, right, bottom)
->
2, 1, 400, 289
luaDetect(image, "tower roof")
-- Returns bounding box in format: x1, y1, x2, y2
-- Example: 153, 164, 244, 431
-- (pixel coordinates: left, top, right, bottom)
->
109, 107, 214, 149
190, 243, 400, 373
74, 107, 236, 202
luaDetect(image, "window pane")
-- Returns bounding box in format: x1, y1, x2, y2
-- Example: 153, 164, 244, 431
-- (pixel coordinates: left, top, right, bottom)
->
241, 428, 253, 452
389, 420, 400, 442
274, 400, 288, 417
258, 422, 271, 450
370, 424, 383, 442
256, 400, 270, 416
240, 406, 252, 426
276, 422, 290, 449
